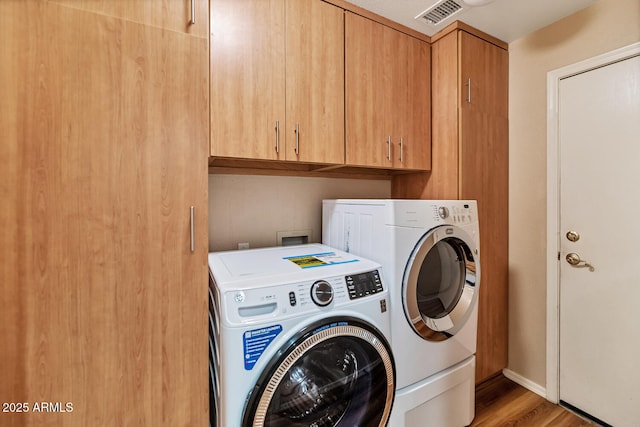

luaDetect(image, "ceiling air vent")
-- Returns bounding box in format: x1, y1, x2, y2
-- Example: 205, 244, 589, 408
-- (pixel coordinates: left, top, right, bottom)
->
416, 0, 466, 26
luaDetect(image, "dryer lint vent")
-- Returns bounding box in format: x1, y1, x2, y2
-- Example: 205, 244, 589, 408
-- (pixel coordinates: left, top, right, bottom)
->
415, 0, 467, 26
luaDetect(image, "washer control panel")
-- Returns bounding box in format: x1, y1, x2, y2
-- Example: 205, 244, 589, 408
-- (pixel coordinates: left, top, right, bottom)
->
345, 270, 383, 300
221, 269, 385, 324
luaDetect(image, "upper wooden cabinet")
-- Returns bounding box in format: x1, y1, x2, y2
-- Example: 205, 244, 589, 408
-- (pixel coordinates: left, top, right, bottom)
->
211, 0, 344, 165
394, 24, 509, 384
285, 1, 345, 164
345, 12, 430, 171
210, 0, 285, 162
49, 0, 209, 38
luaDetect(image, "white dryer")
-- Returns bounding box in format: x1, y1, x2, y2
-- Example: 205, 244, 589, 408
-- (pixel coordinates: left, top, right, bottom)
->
323, 200, 480, 427
208, 244, 395, 427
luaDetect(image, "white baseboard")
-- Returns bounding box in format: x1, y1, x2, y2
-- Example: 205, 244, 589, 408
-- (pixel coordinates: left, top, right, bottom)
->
502, 369, 547, 399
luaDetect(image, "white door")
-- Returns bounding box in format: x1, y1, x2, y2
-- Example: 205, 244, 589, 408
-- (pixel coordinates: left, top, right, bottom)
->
559, 53, 640, 426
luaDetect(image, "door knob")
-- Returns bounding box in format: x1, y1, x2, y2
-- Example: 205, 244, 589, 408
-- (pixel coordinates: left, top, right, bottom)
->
566, 231, 580, 242
566, 253, 595, 272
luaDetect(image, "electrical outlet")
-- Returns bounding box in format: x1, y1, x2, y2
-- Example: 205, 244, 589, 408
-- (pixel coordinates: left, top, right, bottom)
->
238, 242, 250, 250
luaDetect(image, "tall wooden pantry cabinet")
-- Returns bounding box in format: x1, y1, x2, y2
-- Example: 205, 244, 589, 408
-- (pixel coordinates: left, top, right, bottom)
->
0, 1, 209, 425
393, 23, 509, 384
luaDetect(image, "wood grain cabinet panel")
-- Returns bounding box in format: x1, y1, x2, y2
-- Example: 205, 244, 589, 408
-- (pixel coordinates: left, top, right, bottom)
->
0, 1, 209, 425
344, 12, 386, 168
211, 0, 344, 165
392, 25, 509, 384
211, 0, 286, 161
396, 32, 431, 170
285, 0, 345, 164
458, 30, 509, 384
345, 12, 430, 171
49, 0, 209, 37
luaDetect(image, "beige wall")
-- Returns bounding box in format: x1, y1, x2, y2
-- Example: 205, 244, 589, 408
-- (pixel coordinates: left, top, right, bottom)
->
208, 174, 390, 251
508, 0, 640, 387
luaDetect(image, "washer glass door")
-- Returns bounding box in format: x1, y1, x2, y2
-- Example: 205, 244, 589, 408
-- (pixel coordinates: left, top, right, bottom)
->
403, 225, 479, 341
242, 318, 395, 427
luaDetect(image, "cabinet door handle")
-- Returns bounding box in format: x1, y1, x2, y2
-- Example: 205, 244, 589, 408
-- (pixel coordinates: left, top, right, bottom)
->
399, 138, 404, 163
190, 0, 196, 25
386, 136, 391, 161
190, 206, 195, 252
275, 120, 280, 153
295, 123, 300, 156
466, 78, 471, 103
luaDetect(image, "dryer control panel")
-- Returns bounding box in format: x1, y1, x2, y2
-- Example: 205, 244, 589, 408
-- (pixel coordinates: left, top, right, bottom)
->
433, 203, 477, 226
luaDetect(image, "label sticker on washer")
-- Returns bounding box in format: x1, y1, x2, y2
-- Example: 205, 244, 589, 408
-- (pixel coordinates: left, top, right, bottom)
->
243, 325, 283, 370
283, 252, 359, 269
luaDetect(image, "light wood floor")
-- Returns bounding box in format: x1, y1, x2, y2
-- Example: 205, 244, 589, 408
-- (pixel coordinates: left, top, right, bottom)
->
470, 375, 594, 426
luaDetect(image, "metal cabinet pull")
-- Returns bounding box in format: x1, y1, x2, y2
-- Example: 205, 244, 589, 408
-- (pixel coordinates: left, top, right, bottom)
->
190, 206, 195, 252
386, 136, 391, 161
275, 121, 280, 153
399, 138, 404, 163
466, 78, 471, 103
295, 123, 300, 156
190, 0, 195, 25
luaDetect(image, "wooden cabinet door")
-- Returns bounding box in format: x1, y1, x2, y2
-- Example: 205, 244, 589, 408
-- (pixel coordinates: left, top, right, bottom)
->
384, 24, 405, 168
49, 0, 209, 37
345, 12, 389, 168
285, 0, 344, 164
211, 0, 342, 165
460, 31, 509, 118
390, 31, 431, 170
0, 1, 208, 425
211, 0, 286, 160
458, 31, 509, 384
403, 35, 431, 170
346, 13, 430, 170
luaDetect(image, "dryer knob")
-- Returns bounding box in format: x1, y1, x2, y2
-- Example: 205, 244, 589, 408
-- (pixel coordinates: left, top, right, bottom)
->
438, 206, 450, 219
310, 280, 334, 307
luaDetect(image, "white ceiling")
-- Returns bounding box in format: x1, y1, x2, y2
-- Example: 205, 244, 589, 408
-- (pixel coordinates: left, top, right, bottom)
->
344, 0, 599, 43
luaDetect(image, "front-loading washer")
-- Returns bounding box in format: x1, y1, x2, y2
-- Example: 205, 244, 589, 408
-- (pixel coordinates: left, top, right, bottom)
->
208, 244, 395, 427
323, 200, 480, 427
